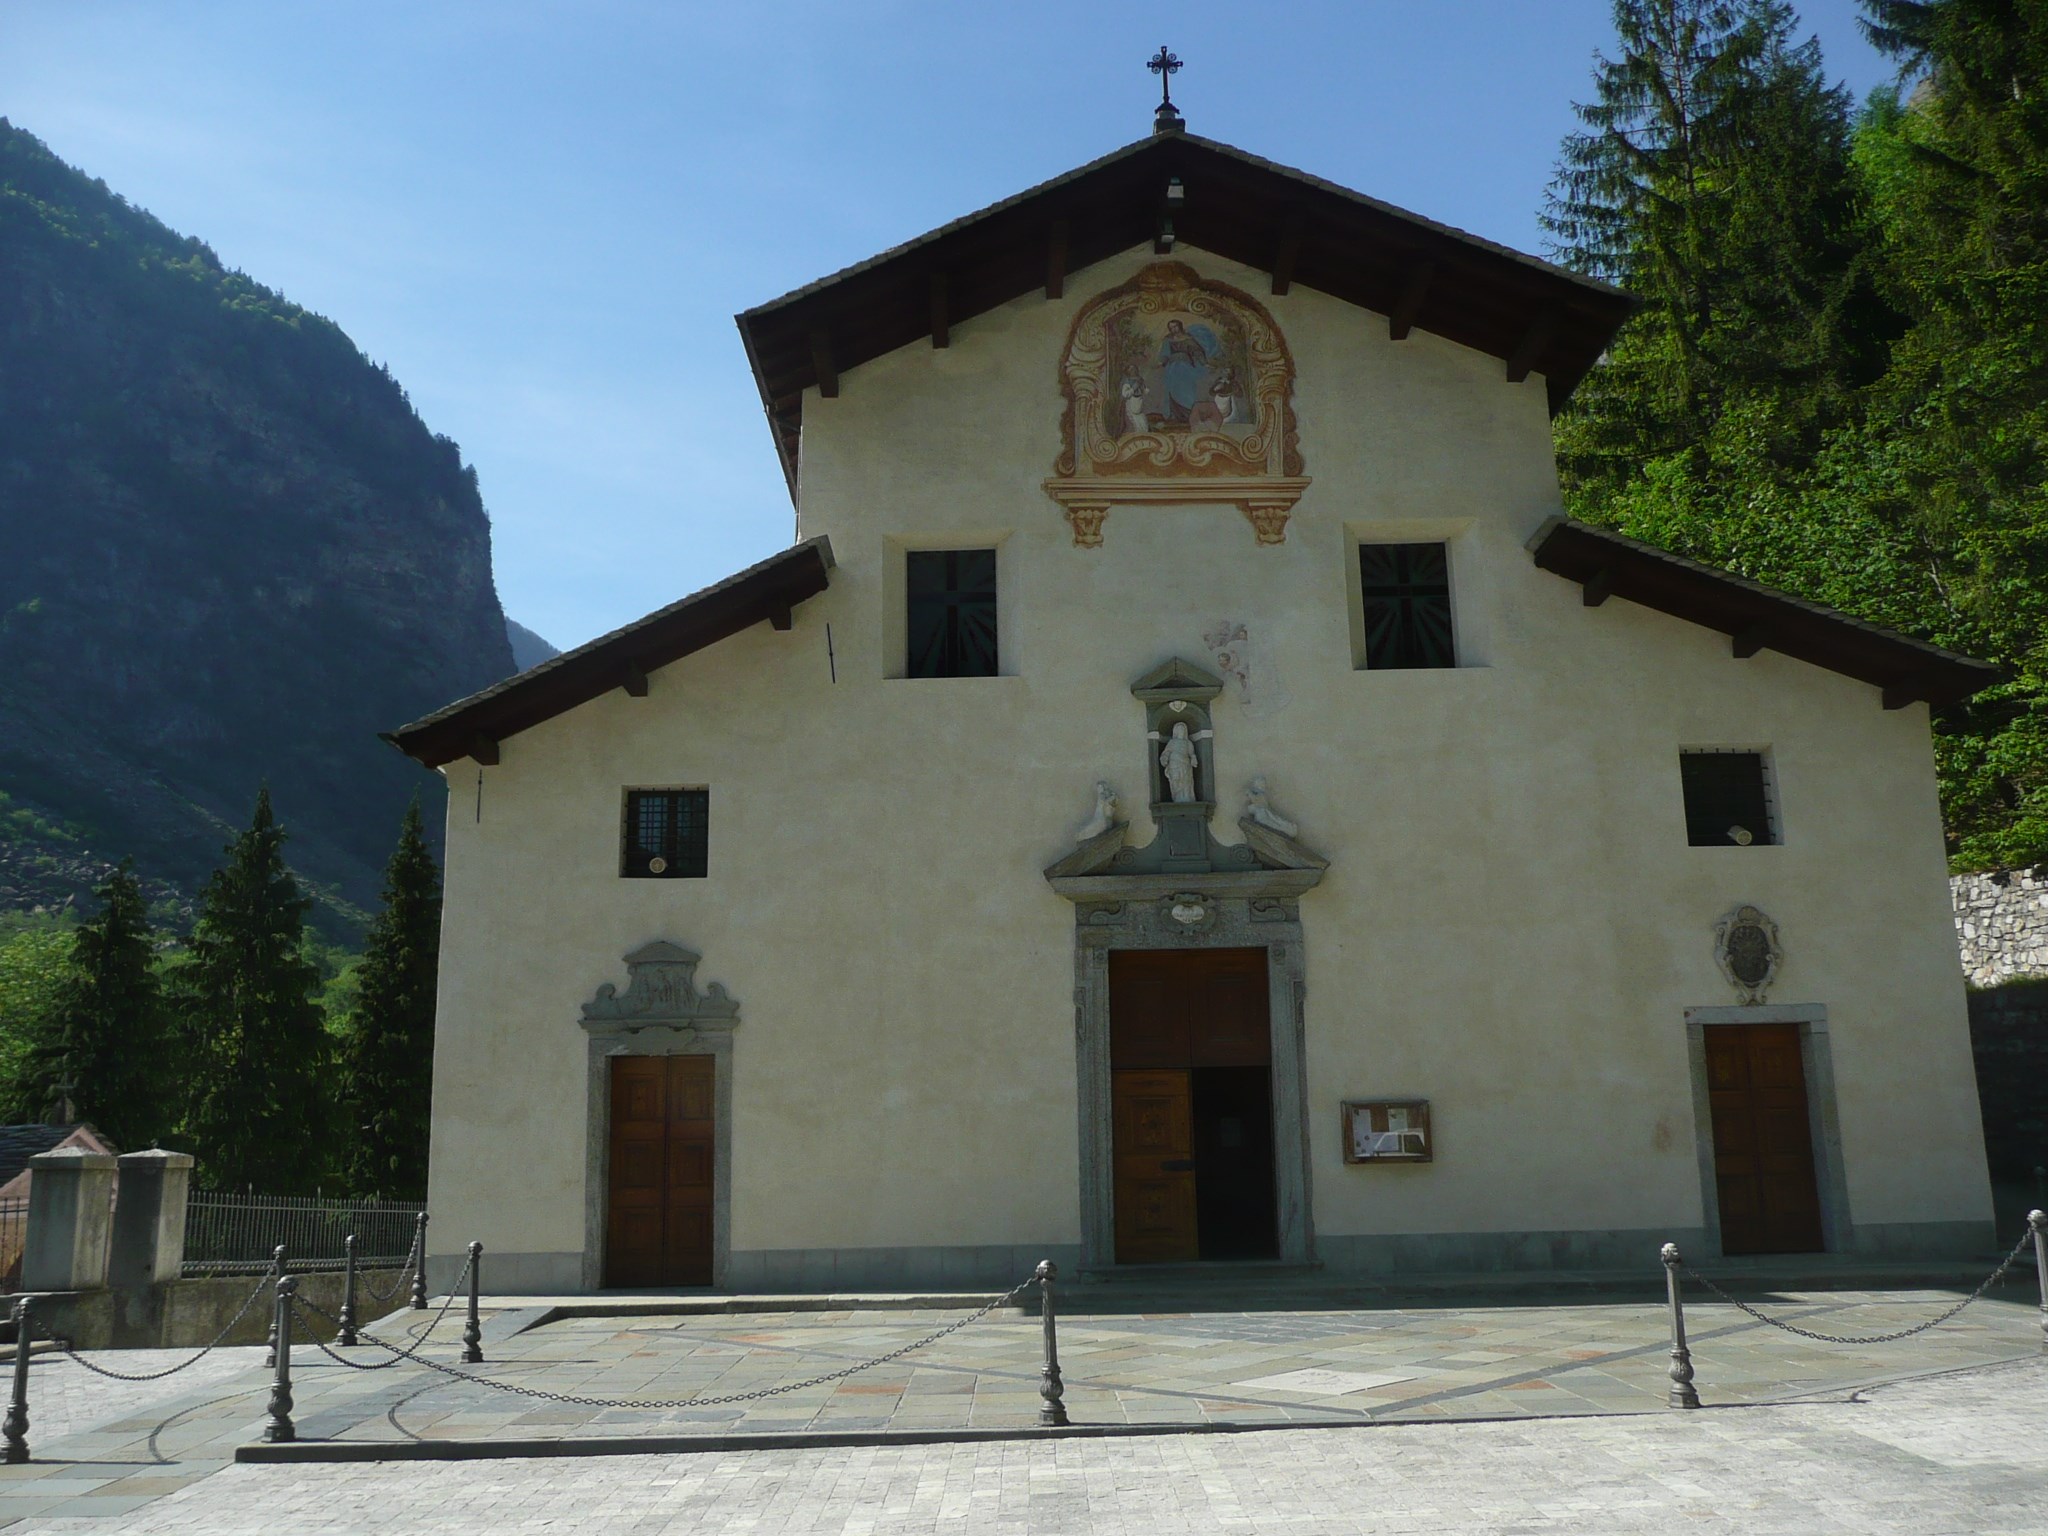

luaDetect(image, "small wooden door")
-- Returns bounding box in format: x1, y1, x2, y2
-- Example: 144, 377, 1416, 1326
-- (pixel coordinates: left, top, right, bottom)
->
605, 1055, 715, 1287
1112, 1069, 1199, 1263
1706, 1024, 1824, 1256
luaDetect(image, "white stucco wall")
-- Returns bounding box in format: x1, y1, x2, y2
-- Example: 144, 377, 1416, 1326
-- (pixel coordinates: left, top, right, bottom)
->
426, 243, 1991, 1290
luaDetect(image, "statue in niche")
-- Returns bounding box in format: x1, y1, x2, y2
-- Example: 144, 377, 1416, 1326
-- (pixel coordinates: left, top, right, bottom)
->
1076, 781, 1120, 842
1150, 722, 1211, 803
1244, 776, 1298, 837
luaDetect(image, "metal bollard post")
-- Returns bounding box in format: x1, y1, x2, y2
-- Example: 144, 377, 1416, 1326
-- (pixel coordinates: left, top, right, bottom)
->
263, 1277, 297, 1444
3, 1297, 31, 1464
337, 1234, 359, 1347
263, 1245, 286, 1368
2029, 1210, 2047, 1354
409, 1213, 430, 1310
461, 1241, 483, 1364
1036, 1260, 1068, 1427
1661, 1243, 1700, 1409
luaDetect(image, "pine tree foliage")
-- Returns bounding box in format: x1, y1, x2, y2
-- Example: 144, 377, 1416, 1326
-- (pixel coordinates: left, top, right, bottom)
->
174, 788, 332, 1191
340, 800, 440, 1199
20, 863, 171, 1147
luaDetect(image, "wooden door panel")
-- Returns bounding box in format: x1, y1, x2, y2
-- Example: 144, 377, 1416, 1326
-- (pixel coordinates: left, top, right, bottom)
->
1705, 1025, 1823, 1255
606, 1055, 717, 1287
1112, 1068, 1197, 1263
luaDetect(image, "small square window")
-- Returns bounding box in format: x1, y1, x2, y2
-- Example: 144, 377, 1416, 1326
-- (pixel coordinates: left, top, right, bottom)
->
1678, 752, 1775, 847
906, 549, 998, 678
1359, 542, 1456, 669
622, 789, 708, 877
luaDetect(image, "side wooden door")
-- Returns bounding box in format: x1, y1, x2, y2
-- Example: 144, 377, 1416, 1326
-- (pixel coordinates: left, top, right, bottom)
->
1111, 1069, 1198, 1263
605, 1055, 715, 1287
1706, 1024, 1824, 1256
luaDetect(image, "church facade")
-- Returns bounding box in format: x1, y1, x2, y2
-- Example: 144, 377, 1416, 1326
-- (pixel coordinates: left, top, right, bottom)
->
396, 121, 1996, 1294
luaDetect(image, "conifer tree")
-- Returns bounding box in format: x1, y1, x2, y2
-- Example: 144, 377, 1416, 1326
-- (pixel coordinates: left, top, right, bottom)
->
174, 788, 331, 1192
21, 862, 169, 1146
340, 800, 440, 1198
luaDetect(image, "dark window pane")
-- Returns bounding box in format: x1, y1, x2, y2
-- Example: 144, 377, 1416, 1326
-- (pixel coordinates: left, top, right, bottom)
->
1359, 542, 1455, 669
907, 549, 998, 678
622, 789, 709, 877
1679, 754, 1773, 846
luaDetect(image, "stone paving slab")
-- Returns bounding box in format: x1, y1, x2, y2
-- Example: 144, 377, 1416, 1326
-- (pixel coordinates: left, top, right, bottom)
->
0, 1286, 2041, 1525
11, 1355, 2048, 1534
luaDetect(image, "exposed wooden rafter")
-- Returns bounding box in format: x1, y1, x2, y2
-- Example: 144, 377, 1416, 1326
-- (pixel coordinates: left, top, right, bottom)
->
769, 605, 794, 632
1581, 566, 1615, 607
620, 661, 649, 697
1388, 265, 1433, 342
1270, 215, 1302, 296
1731, 625, 1770, 660
1046, 219, 1070, 300
809, 332, 838, 398
1505, 312, 1557, 383
929, 272, 949, 349
468, 735, 500, 767
1882, 683, 1919, 711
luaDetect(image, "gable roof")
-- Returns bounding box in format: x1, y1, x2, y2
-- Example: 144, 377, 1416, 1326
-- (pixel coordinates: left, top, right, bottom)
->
388, 537, 835, 769
0, 1124, 109, 1189
736, 132, 1639, 501
1529, 518, 1996, 708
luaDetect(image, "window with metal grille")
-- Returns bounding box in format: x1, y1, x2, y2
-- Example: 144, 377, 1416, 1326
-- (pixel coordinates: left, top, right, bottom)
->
906, 549, 998, 678
1358, 542, 1456, 670
621, 789, 709, 878
1678, 752, 1775, 847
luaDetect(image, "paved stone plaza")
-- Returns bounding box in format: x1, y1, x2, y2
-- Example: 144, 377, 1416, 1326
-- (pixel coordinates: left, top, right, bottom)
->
0, 1284, 2041, 1530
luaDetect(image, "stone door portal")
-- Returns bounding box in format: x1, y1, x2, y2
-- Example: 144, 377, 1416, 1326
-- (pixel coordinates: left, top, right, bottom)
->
605, 1055, 715, 1286
1705, 1023, 1824, 1255
1108, 948, 1278, 1263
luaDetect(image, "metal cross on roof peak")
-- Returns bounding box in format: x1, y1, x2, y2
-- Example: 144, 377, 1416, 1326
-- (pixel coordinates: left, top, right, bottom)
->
1148, 45, 1185, 134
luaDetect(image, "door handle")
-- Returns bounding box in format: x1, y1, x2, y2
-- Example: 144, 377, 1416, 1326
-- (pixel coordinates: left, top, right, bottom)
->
1161, 1159, 1195, 1172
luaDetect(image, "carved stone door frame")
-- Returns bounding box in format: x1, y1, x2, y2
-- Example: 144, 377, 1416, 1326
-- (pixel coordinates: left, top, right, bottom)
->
578, 943, 742, 1291
1068, 885, 1316, 1270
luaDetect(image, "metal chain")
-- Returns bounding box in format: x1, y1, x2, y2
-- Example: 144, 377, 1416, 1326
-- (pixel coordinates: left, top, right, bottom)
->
1680, 1225, 2037, 1345
356, 1247, 419, 1307
51, 1262, 280, 1382
297, 1273, 1038, 1410
291, 1250, 474, 1372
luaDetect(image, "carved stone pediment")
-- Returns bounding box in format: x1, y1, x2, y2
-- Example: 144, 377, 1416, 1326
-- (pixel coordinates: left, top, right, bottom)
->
1236, 817, 1330, 873
581, 941, 741, 1034
1044, 262, 1309, 547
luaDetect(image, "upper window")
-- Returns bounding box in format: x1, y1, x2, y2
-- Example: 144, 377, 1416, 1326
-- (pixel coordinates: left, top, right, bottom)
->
1679, 752, 1776, 847
906, 549, 998, 678
622, 788, 709, 878
1358, 543, 1455, 670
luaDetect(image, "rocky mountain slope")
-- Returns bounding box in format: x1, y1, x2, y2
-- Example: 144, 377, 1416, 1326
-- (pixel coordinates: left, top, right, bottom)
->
0, 121, 514, 929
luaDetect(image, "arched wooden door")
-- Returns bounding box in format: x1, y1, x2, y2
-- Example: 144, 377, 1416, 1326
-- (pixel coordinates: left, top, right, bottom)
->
605, 1055, 715, 1287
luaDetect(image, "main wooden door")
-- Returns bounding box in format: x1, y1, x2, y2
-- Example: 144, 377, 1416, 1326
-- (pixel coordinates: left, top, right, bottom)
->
605, 1055, 715, 1287
1705, 1024, 1824, 1256
1108, 949, 1275, 1264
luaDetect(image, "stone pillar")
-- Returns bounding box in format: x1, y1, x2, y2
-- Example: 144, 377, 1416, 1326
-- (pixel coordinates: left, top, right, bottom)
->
107, 1150, 194, 1290
21, 1148, 116, 1292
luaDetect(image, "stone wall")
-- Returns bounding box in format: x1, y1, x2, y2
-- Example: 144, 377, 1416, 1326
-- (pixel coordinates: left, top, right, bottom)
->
1966, 981, 2048, 1182
1952, 868, 2048, 987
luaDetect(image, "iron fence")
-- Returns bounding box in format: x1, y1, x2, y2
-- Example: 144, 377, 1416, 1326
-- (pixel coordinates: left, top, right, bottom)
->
180, 1191, 423, 1277
0, 1201, 25, 1294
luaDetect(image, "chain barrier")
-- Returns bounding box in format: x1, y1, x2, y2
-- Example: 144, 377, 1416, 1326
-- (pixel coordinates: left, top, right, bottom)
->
1679, 1224, 2038, 1346
51, 1261, 279, 1382
291, 1272, 1039, 1410
355, 1247, 419, 1308
291, 1252, 474, 1374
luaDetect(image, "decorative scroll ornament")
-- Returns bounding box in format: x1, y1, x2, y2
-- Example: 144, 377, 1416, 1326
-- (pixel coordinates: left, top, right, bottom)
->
1045, 261, 1309, 547
1714, 905, 1782, 1005
581, 940, 740, 1032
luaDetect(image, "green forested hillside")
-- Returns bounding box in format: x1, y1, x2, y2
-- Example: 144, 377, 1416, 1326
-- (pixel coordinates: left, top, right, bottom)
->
0, 121, 514, 925
1548, 0, 2047, 869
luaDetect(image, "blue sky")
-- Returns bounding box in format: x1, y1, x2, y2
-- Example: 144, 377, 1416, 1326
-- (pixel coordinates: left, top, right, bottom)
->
6, 2, 1898, 650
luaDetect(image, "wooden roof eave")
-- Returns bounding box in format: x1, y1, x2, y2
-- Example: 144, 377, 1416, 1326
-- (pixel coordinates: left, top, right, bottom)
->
386, 537, 835, 769
1527, 518, 1996, 709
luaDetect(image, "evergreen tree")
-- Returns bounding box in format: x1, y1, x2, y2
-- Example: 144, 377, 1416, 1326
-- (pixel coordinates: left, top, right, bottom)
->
1544, 0, 1883, 508
340, 800, 441, 1198
174, 788, 331, 1191
19, 863, 170, 1145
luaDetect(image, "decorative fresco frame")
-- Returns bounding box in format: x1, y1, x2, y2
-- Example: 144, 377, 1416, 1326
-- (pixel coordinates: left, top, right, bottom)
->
1045, 261, 1309, 547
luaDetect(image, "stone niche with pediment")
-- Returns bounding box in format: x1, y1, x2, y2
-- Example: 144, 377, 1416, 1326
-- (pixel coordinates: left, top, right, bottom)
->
1044, 261, 1309, 548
